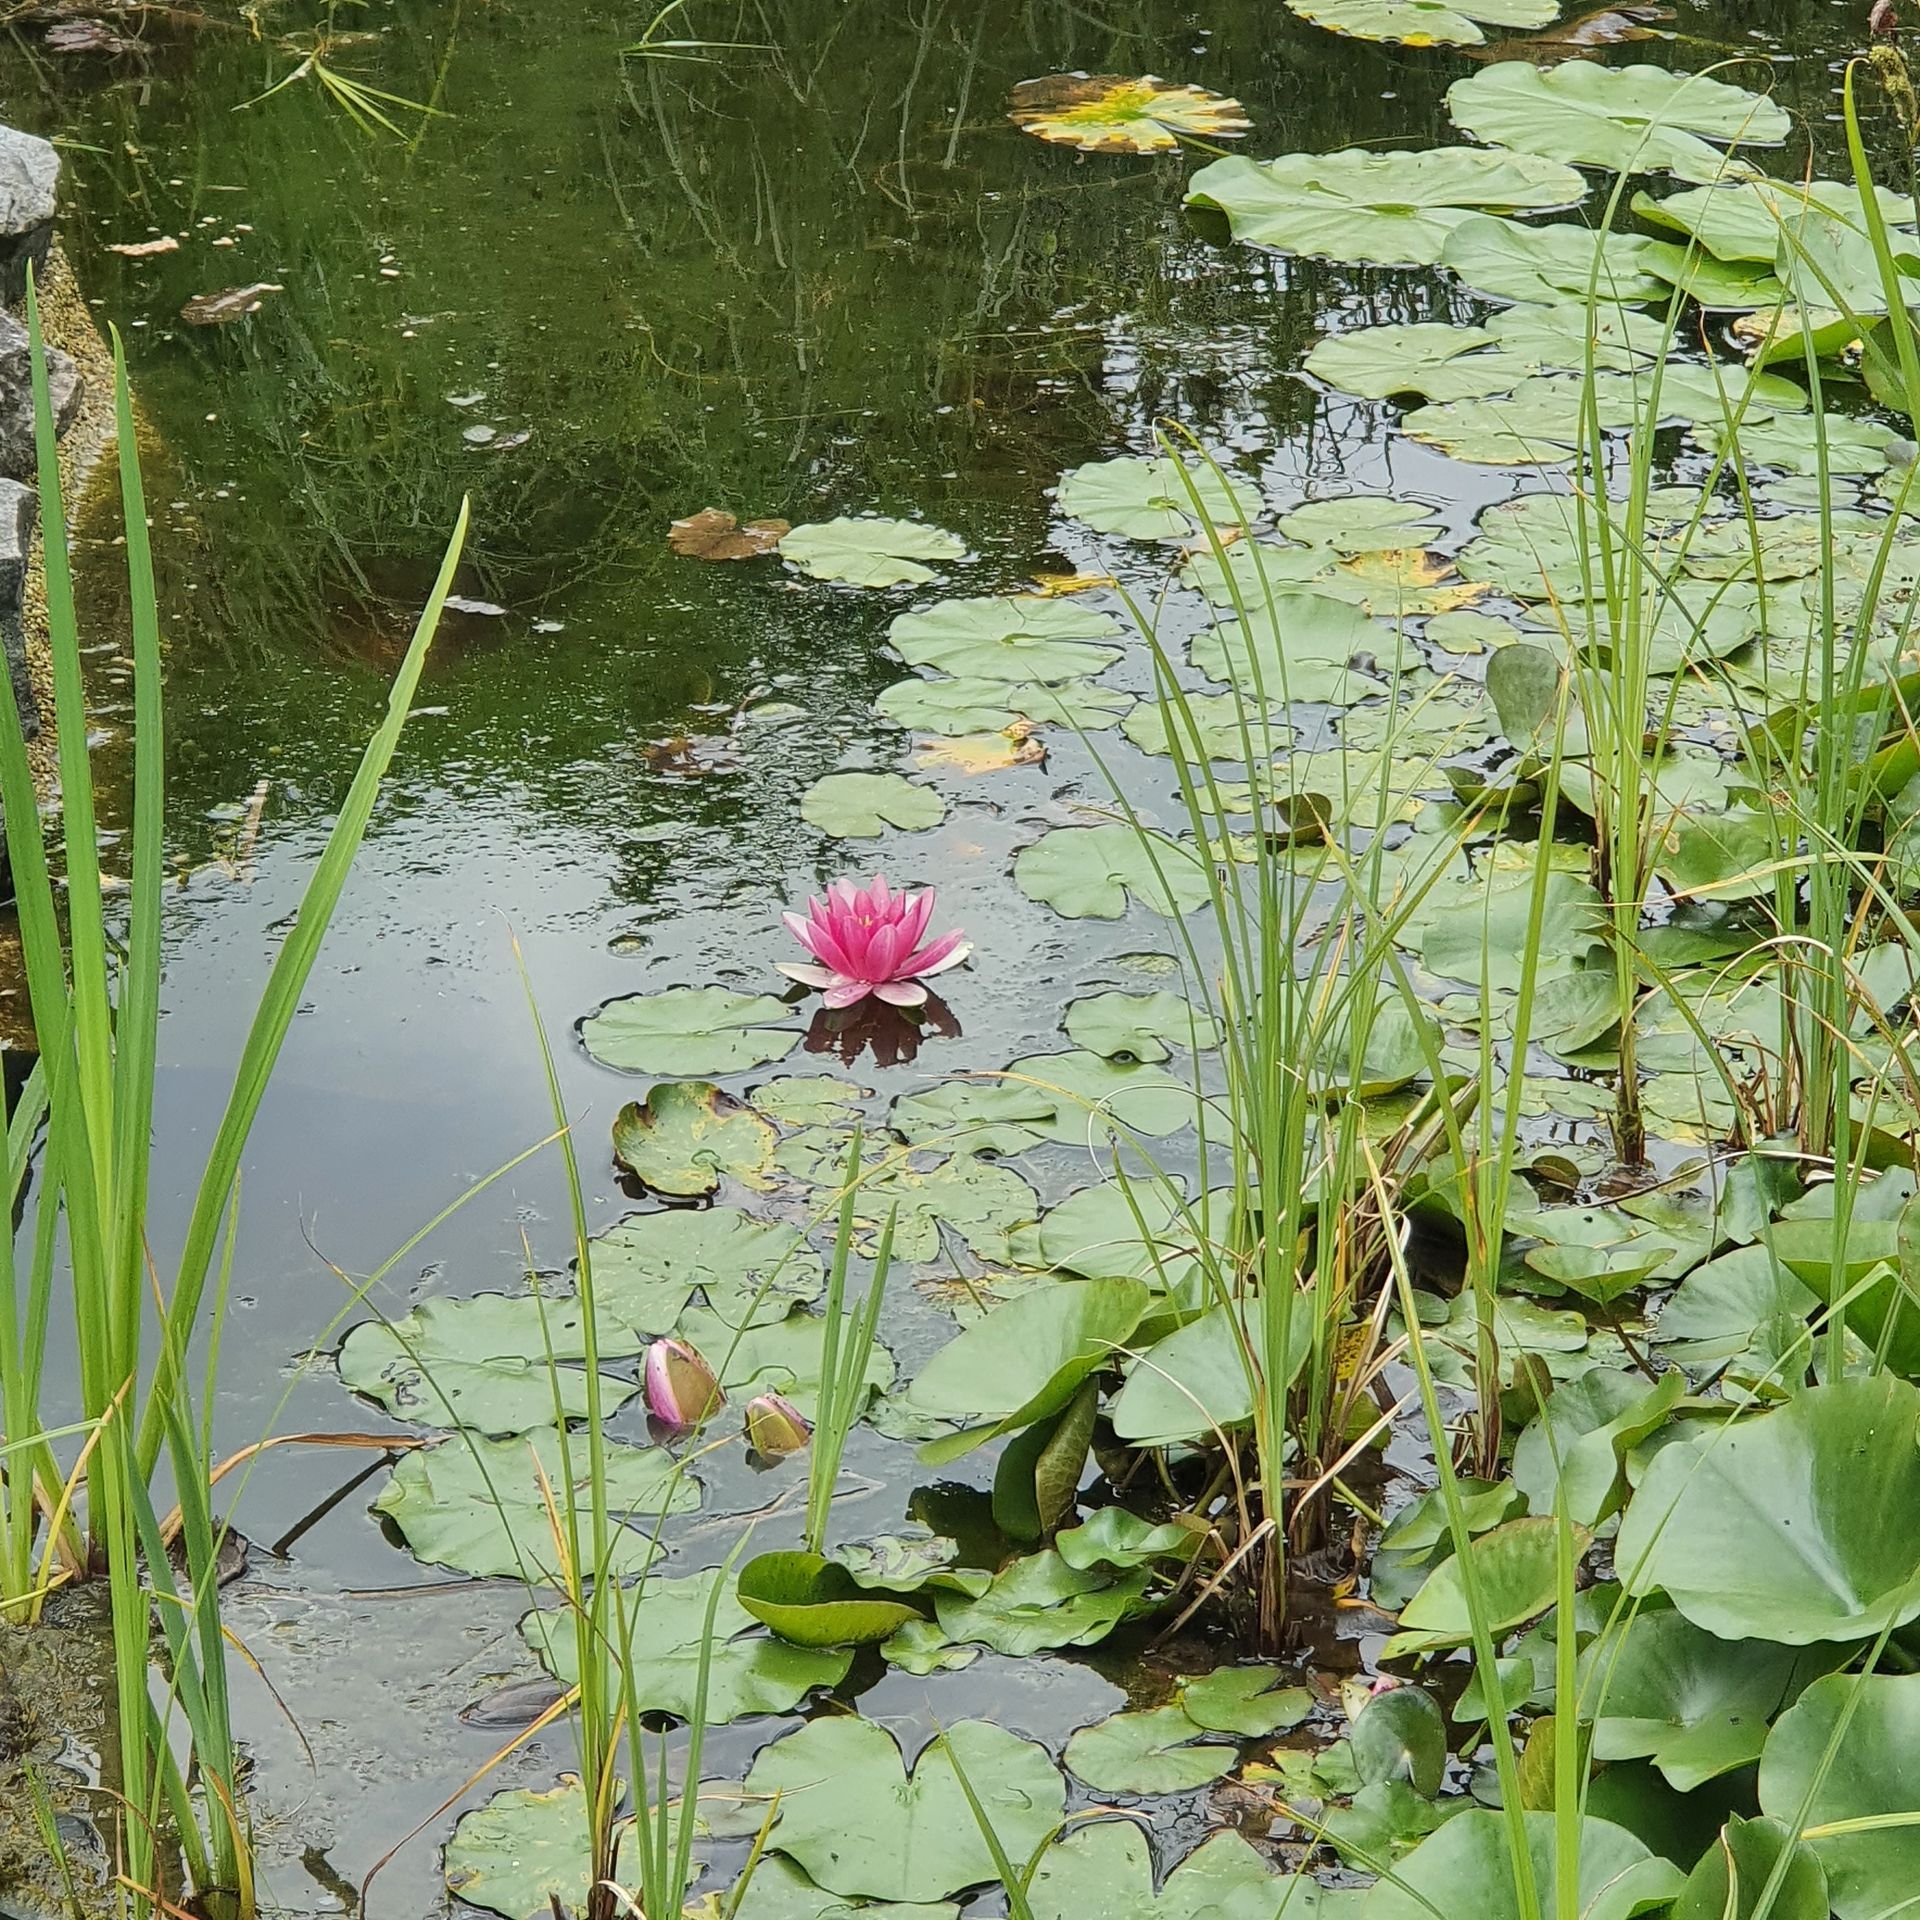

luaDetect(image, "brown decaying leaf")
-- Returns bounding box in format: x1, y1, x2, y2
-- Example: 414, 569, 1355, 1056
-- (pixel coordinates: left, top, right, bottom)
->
669, 507, 791, 561
1475, 3, 1672, 62
107, 234, 181, 258
180, 282, 284, 324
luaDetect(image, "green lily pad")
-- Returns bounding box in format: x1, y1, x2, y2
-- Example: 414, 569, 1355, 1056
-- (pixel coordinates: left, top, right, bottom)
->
1383, 1515, 1585, 1658
780, 517, 966, 587
800, 772, 948, 837
1511, 1368, 1683, 1524
1056, 454, 1258, 540
735, 1551, 925, 1648
1634, 177, 1912, 264
1445, 61, 1788, 185
675, 1303, 894, 1421
588, 1208, 824, 1336
1695, 409, 1908, 476
888, 596, 1122, 682
874, 674, 1133, 735
373, 1427, 697, 1581
744, 1717, 1065, 1904
1001, 1049, 1200, 1142
750, 1074, 871, 1126
1581, 1608, 1823, 1792
613, 1082, 778, 1197
846, 1149, 1040, 1263
1616, 1376, 1920, 1643
1279, 496, 1448, 551
1057, 1509, 1199, 1572
1758, 1671, 1920, 1920
1351, 1685, 1447, 1797
1063, 990, 1221, 1062
1652, 1242, 1817, 1378
1065, 1705, 1235, 1794
1286, 0, 1554, 47
1015, 823, 1215, 919
1361, 1810, 1684, 1920
1008, 1180, 1228, 1287
878, 1615, 980, 1676
933, 1547, 1152, 1655
1188, 590, 1411, 696
1440, 216, 1666, 306
1028, 1824, 1359, 1920
727, 1857, 958, 1920
339, 1292, 639, 1434
445, 1775, 641, 1920
1186, 147, 1585, 268
1180, 1666, 1312, 1736
1305, 322, 1509, 403
524, 1566, 852, 1722
908, 1275, 1149, 1455
1110, 1300, 1313, 1448
889, 1077, 1059, 1156
1674, 1816, 1828, 1920
582, 987, 800, 1077
1123, 688, 1298, 759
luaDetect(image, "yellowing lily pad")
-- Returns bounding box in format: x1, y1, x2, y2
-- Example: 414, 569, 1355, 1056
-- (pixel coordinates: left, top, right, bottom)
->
1008, 73, 1251, 154
612, 1081, 777, 1196
913, 724, 1048, 774
1287, 0, 1557, 47
1336, 548, 1488, 614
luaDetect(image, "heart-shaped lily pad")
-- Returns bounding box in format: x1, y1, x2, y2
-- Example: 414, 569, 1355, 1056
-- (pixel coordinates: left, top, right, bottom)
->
582, 987, 800, 1077
1064, 1704, 1235, 1794
744, 1717, 1066, 1904
888, 595, 1123, 682
1055, 454, 1258, 540
1015, 823, 1215, 919
780, 517, 966, 587
613, 1081, 777, 1196
588, 1207, 824, 1335
1286, 0, 1554, 45
800, 772, 948, 837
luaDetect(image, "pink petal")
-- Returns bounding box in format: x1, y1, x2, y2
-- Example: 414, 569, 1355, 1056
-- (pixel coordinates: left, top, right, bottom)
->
905, 931, 969, 977
866, 922, 903, 983
873, 979, 928, 1007
809, 921, 862, 977
777, 962, 837, 989
871, 874, 892, 915
823, 979, 874, 1009
829, 877, 859, 915
899, 889, 935, 948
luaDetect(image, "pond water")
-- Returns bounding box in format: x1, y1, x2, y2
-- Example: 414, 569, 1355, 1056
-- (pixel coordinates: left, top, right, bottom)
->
0, 0, 1905, 1914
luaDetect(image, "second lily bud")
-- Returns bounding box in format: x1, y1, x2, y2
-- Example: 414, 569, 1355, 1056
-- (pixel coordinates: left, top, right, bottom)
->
744, 1391, 811, 1461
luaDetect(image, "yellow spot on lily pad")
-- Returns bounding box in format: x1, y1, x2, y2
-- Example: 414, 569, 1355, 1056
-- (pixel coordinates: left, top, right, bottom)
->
1028, 570, 1117, 596
1008, 73, 1252, 154
914, 725, 1049, 775
1337, 548, 1488, 614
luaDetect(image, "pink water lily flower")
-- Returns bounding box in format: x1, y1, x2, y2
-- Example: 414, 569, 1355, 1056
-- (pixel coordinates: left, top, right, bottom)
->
779, 875, 970, 1010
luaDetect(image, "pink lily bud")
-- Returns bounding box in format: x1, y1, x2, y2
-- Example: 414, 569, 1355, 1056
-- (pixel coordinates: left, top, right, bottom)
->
644, 1337, 722, 1428
744, 1392, 811, 1460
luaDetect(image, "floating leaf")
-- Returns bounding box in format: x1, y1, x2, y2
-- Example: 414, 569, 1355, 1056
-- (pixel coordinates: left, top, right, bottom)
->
1057, 1509, 1199, 1573
1063, 990, 1221, 1061
589, 1208, 823, 1335
744, 1718, 1066, 1903
1186, 147, 1585, 267
779, 517, 965, 587
669, 507, 790, 560
1363, 1810, 1684, 1920
1511, 1367, 1683, 1524
888, 595, 1122, 682
1581, 1608, 1824, 1792
735, 1551, 925, 1648
445, 1776, 642, 1920
1027, 1825, 1355, 1920
913, 725, 1047, 774
726, 1857, 958, 1920
875, 674, 1133, 735
1758, 1671, 1920, 1920
1287, 0, 1554, 44
1110, 1301, 1312, 1447
1007, 73, 1251, 153
524, 1567, 851, 1722
1181, 1666, 1313, 1736
374, 1428, 696, 1581
1056, 454, 1258, 540
1633, 177, 1913, 264
1445, 61, 1789, 185
1616, 1376, 1920, 1643
908, 1276, 1149, 1455
1065, 1705, 1235, 1794
582, 987, 800, 1077
1001, 1049, 1201, 1143
1384, 1516, 1584, 1657
1014, 823, 1215, 919
180, 281, 283, 324
1694, 409, 1907, 476
933, 1548, 1152, 1655
1674, 1816, 1829, 1920
612, 1082, 777, 1197
800, 772, 948, 837
846, 1150, 1040, 1264
339, 1293, 638, 1434
1280, 496, 1448, 552
1440, 216, 1667, 305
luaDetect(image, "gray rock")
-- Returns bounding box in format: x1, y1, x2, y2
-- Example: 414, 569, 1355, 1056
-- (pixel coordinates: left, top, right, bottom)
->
0, 478, 40, 742
0, 312, 78, 483
0, 127, 57, 309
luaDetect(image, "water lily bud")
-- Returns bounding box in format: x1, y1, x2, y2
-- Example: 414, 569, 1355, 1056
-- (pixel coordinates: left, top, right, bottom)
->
744, 1392, 811, 1460
644, 1337, 722, 1428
